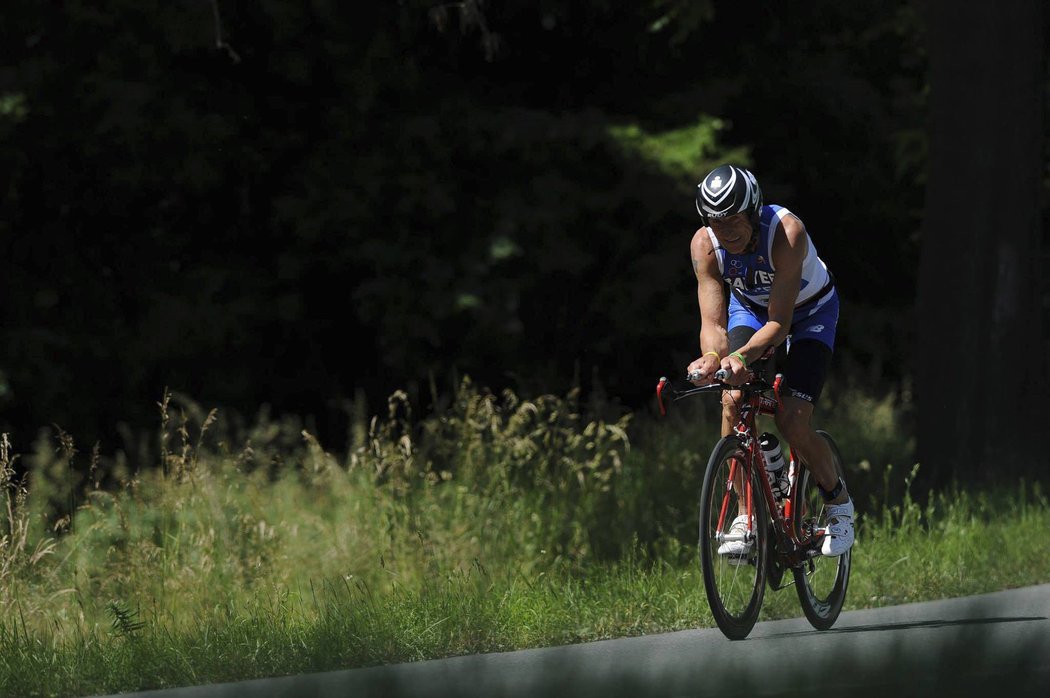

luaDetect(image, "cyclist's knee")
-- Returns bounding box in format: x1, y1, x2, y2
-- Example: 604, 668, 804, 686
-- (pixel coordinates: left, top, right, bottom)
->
721, 390, 743, 418
775, 400, 813, 442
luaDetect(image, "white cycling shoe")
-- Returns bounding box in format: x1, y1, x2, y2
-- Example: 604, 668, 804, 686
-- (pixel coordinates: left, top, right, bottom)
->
717, 514, 754, 565
821, 499, 855, 557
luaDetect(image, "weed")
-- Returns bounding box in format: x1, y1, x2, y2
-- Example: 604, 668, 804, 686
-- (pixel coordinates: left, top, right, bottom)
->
0, 379, 1044, 697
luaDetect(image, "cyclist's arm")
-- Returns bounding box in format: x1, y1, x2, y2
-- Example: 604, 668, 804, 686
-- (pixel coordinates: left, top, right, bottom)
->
690, 229, 729, 358
732, 215, 807, 365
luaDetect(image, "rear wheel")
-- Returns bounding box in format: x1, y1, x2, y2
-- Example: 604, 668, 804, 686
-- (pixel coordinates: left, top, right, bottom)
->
791, 430, 851, 630
699, 436, 768, 640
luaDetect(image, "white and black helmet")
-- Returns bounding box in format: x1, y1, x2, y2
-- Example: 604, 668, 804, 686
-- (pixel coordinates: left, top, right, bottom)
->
695, 164, 763, 230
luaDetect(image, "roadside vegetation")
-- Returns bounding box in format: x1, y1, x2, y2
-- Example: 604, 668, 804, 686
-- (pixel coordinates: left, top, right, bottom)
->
1, 380, 1047, 697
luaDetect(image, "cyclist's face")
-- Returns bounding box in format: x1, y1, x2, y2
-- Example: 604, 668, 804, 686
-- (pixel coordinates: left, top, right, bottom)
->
709, 213, 753, 254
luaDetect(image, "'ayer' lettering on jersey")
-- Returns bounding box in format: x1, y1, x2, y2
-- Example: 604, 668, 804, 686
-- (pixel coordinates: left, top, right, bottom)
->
727, 269, 776, 290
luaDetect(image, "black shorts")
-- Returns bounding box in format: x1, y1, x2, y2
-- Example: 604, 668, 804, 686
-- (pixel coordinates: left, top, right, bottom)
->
728, 326, 832, 404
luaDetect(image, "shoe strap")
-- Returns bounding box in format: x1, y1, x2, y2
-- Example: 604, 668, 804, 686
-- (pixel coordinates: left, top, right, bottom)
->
818, 478, 845, 503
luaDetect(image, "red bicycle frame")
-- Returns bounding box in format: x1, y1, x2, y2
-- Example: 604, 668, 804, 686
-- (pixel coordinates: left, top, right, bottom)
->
657, 374, 824, 567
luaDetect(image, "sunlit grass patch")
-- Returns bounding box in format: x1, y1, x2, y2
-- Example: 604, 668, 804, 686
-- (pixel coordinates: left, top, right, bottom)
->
0, 381, 1046, 697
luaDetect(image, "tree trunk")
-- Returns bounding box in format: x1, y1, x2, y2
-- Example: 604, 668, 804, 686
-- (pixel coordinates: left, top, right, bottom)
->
917, 0, 1046, 485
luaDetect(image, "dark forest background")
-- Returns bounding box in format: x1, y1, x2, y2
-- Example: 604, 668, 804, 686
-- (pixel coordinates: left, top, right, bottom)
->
1, 1, 1046, 482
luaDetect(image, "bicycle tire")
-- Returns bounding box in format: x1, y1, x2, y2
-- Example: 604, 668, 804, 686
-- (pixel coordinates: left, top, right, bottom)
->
699, 435, 768, 640
791, 430, 851, 630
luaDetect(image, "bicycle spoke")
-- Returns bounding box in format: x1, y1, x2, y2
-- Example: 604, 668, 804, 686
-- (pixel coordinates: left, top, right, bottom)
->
791, 431, 851, 631
699, 437, 767, 640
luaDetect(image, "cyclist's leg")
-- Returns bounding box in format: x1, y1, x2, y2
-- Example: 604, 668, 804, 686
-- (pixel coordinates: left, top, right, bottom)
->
775, 340, 839, 496
718, 304, 763, 555
775, 291, 840, 493
723, 299, 763, 437
721, 326, 753, 436
775, 293, 854, 555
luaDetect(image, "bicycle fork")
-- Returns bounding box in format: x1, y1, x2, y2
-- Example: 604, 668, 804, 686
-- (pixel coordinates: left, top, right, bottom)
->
715, 452, 826, 567
714, 457, 754, 547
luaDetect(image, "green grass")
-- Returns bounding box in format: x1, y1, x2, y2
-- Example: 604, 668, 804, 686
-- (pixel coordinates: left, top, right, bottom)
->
0, 381, 1047, 697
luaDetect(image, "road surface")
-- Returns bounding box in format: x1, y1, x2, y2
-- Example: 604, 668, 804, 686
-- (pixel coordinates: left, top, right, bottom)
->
102, 583, 1050, 697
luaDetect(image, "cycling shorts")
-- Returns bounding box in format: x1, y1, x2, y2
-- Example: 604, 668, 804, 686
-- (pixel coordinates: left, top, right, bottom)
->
727, 289, 839, 404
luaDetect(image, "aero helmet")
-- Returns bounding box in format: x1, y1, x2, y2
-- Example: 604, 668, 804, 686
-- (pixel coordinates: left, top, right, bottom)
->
695, 164, 763, 231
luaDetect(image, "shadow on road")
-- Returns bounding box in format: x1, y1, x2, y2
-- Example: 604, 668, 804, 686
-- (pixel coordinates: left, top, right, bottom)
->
758, 615, 1048, 639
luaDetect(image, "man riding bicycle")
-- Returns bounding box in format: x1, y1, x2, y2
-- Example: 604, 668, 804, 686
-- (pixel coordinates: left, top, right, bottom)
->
686, 164, 854, 558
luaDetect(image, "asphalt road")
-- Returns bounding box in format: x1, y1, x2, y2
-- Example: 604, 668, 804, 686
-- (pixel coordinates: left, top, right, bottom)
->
103, 583, 1050, 698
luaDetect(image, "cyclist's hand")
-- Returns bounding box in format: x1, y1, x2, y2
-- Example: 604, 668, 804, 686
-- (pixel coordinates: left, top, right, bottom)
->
719, 354, 748, 386
686, 353, 721, 385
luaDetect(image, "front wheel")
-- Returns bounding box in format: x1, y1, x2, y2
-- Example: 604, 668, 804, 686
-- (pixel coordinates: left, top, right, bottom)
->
699, 436, 768, 640
791, 430, 851, 630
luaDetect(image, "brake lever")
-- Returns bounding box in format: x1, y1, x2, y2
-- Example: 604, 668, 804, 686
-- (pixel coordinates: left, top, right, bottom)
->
656, 377, 669, 416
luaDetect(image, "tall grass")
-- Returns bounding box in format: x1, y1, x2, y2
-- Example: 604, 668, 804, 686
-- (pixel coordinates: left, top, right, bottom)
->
0, 380, 1046, 697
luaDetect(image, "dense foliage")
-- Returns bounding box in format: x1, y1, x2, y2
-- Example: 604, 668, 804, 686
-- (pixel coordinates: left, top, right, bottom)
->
1, 1, 929, 450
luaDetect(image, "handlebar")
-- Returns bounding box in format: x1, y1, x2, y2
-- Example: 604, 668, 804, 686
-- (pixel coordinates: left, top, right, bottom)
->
661, 348, 781, 416
656, 370, 779, 416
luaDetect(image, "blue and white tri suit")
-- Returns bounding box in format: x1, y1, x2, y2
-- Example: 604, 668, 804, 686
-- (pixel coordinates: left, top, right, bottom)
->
706, 204, 839, 351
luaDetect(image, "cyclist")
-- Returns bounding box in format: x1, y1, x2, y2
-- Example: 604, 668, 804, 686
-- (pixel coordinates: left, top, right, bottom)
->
686, 164, 854, 558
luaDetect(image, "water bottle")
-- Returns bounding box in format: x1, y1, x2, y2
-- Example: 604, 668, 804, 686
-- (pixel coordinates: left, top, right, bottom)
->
759, 432, 790, 500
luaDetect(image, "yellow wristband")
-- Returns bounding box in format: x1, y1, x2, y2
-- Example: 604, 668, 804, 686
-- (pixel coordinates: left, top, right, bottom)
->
703, 351, 720, 361
729, 351, 747, 367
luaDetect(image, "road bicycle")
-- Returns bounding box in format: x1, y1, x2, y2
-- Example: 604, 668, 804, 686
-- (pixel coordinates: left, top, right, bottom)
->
655, 365, 851, 640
